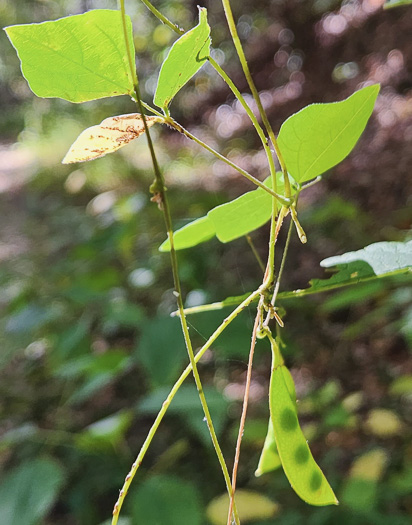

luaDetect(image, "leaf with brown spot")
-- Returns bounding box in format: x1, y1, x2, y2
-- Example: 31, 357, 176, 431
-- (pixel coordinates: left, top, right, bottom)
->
62, 113, 163, 164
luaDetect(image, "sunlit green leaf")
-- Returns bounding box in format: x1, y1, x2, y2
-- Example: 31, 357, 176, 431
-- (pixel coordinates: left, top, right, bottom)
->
174, 240, 412, 315
0, 457, 65, 525
5, 10, 134, 103
154, 7, 210, 108
159, 216, 215, 252
131, 475, 202, 525
207, 490, 279, 525
278, 85, 380, 183
160, 174, 291, 251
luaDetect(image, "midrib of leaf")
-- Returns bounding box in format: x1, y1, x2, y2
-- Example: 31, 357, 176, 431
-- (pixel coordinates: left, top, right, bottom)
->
300, 89, 376, 180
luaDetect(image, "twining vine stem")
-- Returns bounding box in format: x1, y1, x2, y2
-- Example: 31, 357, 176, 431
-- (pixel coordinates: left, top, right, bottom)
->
116, 2, 242, 524
115, 2, 301, 524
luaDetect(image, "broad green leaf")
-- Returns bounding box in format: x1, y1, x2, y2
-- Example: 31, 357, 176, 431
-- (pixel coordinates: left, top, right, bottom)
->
210, 174, 291, 242
207, 490, 279, 525
282, 240, 411, 298
320, 240, 412, 275
5, 10, 135, 103
0, 457, 65, 525
278, 85, 380, 183
160, 174, 291, 251
154, 7, 210, 108
131, 475, 202, 525
173, 240, 411, 315
159, 216, 215, 252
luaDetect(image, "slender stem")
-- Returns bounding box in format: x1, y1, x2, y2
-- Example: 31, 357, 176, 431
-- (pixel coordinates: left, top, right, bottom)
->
220, 0, 291, 198
116, 4, 239, 524
246, 235, 265, 274
166, 117, 291, 206
111, 289, 260, 524
263, 215, 294, 327
208, 56, 279, 194
226, 311, 260, 525
140, 0, 184, 34
137, 1, 282, 197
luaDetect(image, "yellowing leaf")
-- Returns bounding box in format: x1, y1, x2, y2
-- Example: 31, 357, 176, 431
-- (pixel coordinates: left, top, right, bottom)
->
206, 490, 279, 525
62, 114, 162, 164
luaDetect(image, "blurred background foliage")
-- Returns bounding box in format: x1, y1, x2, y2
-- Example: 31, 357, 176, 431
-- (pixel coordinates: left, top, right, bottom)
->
0, 0, 411, 524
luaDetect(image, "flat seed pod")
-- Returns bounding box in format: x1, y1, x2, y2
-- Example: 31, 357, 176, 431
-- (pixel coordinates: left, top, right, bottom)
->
256, 367, 296, 477
62, 113, 162, 164
269, 363, 338, 506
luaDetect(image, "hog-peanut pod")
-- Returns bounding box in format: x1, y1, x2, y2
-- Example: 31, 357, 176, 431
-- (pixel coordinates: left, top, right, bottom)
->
269, 364, 338, 506
256, 366, 297, 477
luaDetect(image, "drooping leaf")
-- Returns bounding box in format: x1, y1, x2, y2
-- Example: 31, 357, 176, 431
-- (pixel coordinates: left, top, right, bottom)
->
207, 490, 279, 525
191, 240, 411, 311
62, 114, 162, 163
154, 7, 210, 108
0, 457, 65, 525
5, 10, 135, 103
320, 240, 412, 275
277, 85, 380, 183
160, 174, 291, 251
131, 475, 202, 525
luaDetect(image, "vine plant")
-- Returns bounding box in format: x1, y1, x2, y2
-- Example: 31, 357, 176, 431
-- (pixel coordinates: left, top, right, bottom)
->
5, 1, 412, 524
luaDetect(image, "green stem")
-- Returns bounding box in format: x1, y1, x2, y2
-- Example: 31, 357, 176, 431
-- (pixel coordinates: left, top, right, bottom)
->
220, 0, 291, 198
115, 3, 239, 524
263, 215, 294, 327
137, 1, 282, 198
246, 234, 265, 274
166, 117, 291, 206
140, 0, 184, 34
111, 288, 260, 523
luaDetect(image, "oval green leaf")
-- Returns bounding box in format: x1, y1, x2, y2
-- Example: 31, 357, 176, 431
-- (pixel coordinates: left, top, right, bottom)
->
269, 364, 338, 506
5, 10, 135, 103
160, 173, 293, 251
277, 84, 380, 183
154, 7, 211, 108
159, 215, 215, 252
